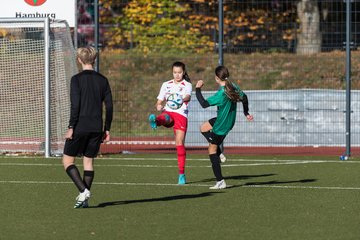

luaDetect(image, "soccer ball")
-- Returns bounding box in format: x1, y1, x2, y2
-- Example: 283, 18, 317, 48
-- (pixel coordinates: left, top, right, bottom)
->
166, 93, 183, 110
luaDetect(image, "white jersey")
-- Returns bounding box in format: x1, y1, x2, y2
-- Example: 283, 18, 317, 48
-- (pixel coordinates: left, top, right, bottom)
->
157, 79, 192, 117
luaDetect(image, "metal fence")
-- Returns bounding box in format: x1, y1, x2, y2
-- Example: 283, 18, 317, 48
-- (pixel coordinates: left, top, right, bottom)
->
76, 1, 360, 52
188, 89, 360, 147
75, 1, 360, 155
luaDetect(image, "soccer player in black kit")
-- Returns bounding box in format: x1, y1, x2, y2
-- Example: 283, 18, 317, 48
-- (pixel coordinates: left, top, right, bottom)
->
62, 47, 113, 208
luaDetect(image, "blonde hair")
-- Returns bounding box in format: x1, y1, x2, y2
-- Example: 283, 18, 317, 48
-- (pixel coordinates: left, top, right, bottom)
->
77, 46, 97, 65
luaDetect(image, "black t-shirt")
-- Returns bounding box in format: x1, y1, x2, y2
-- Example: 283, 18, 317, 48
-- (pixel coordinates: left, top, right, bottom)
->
68, 70, 113, 133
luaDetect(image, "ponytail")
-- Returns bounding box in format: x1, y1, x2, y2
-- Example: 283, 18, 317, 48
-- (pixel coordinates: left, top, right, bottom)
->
183, 71, 191, 83
224, 80, 242, 102
215, 65, 241, 102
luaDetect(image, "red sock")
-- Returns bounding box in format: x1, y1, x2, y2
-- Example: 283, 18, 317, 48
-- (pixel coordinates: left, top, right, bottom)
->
156, 114, 173, 127
176, 145, 186, 174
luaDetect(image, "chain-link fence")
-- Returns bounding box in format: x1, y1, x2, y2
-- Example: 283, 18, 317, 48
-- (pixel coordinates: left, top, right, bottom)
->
75, 1, 360, 155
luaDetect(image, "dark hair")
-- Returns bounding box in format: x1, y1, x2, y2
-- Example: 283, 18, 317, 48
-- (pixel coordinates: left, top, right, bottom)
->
172, 61, 191, 83
215, 65, 241, 102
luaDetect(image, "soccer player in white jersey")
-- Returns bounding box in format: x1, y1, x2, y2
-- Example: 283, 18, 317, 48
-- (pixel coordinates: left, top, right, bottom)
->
148, 62, 192, 185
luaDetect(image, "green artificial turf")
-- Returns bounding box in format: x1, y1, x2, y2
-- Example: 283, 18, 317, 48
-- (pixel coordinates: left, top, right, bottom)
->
1, 154, 360, 240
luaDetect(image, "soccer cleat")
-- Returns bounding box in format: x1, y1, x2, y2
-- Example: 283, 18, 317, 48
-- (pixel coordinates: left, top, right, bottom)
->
219, 153, 227, 163
74, 188, 91, 209
82, 200, 89, 208
148, 114, 157, 129
178, 174, 186, 185
209, 179, 226, 190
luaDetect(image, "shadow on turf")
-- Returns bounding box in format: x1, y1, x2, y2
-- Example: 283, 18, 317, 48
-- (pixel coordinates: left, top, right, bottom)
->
89, 192, 224, 208
188, 173, 277, 184
244, 178, 317, 186
225, 178, 317, 189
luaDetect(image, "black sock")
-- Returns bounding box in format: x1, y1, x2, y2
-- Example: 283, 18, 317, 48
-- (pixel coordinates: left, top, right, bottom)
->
216, 146, 222, 156
201, 131, 212, 142
66, 165, 86, 192
83, 170, 95, 190
209, 154, 223, 181
219, 143, 224, 153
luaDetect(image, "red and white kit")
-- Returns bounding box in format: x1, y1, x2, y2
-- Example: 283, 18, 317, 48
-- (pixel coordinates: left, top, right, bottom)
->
157, 79, 192, 118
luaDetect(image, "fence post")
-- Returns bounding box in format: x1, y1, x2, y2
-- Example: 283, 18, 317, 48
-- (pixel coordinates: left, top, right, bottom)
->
345, 0, 352, 157
44, 17, 51, 158
94, 0, 100, 72
218, 0, 224, 66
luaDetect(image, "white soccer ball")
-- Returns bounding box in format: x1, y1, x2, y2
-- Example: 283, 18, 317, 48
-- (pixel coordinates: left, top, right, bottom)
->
166, 93, 183, 110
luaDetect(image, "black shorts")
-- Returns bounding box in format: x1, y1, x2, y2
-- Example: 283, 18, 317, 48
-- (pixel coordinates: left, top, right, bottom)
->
63, 132, 103, 158
209, 117, 217, 127
205, 117, 226, 145
205, 131, 226, 145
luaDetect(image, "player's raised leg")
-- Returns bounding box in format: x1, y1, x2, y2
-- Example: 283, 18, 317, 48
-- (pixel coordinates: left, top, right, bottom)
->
149, 112, 173, 129
218, 143, 226, 163
148, 114, 157, 129
201, 120, 226, 162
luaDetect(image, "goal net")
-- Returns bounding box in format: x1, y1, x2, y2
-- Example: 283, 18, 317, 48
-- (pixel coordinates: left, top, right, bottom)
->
0, 18, 78, 156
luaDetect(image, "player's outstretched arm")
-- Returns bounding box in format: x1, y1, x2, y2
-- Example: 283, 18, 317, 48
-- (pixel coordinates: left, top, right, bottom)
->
195, 80, 210, 108
240, 93, 253, 121
241, 93, 250, 116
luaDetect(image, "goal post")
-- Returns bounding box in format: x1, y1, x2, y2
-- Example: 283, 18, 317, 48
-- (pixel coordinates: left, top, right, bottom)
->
0, 18, 78, 157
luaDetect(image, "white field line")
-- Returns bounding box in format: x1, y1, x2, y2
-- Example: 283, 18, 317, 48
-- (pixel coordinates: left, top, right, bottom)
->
0, 180, 210, 187
92, 157, 360, 164
2, 155, 360, 164
97, 157, 329, 162
0, 163, 61, 166
243, 185, 360, 191
0, 180, 360, 191
0, 160, 343, 168
0, 156, 345, 162
76, 160, 360, 168
222, 160, 329, 167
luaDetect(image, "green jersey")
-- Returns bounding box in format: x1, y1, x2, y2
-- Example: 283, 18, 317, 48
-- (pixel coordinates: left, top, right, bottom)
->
206, 84, 245, 136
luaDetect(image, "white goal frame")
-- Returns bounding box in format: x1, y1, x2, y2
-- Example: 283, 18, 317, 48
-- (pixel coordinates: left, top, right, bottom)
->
0, 18, 51, 157
0, 17, 75, 158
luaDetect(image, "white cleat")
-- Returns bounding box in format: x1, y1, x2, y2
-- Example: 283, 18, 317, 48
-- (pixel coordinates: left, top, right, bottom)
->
209, 179, 227, 190
219, 153, 227, 163
74, 188, 91, 209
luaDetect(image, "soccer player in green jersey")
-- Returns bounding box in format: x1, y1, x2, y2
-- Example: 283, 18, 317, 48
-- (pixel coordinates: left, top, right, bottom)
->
195, 66, 253, 189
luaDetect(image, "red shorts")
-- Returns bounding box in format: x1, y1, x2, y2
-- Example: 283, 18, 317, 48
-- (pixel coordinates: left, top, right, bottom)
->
160, 111, 188, 133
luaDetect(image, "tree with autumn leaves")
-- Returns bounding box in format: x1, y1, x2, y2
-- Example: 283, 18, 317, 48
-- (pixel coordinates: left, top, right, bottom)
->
101, 0, 214, 54
98, 0, 329, 54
